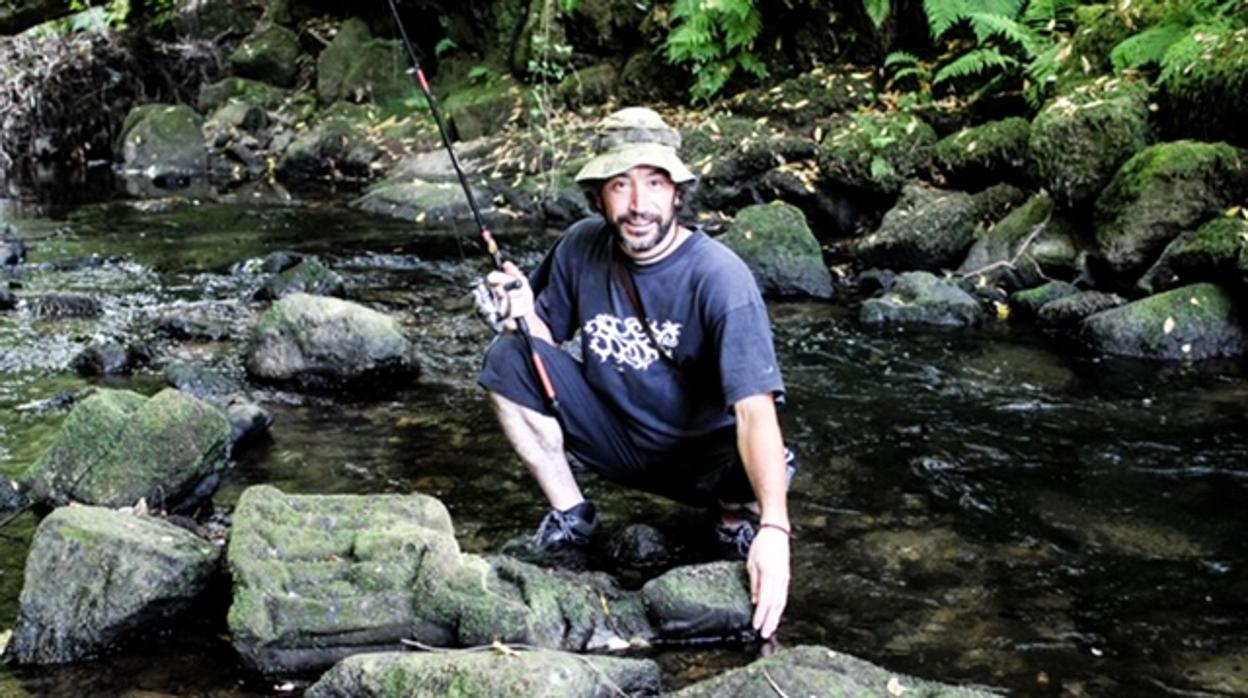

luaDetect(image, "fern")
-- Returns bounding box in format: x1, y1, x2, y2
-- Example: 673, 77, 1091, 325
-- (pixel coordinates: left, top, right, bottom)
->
665, 0, 767, 103
933, 47, 1018, 84
1111, 23, 1190, 71
924, 0, 970, 39
885, 50, 920, 67
966, 11, 1039, 52
865, 0, 891, 29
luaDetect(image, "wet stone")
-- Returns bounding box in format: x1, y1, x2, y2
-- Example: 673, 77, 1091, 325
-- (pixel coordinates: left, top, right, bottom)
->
0, 476, 26, 513
608, 523, 672, 576
1, 225, 26, 266
1036, 290, 1125, 331
641, 561, 752, 641
71, 341, 143, 376
861, 271, 984, 327
0, 288, 17, 311
164, 361, 244, 400
28, 293, 102, 319
225, 400, 273, 452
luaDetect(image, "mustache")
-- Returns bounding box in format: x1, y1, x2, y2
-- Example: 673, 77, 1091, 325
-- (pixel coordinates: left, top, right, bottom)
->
614, 212, 661, 226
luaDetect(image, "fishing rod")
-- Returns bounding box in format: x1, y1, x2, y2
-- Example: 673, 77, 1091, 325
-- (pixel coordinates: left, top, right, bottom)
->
384, 0, 560, 415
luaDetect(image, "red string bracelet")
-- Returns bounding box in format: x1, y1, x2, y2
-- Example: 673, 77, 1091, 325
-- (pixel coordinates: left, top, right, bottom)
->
759, 522, 795, 539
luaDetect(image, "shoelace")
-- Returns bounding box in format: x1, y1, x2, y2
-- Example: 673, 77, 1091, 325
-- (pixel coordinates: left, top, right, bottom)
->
534, 509, 583, 549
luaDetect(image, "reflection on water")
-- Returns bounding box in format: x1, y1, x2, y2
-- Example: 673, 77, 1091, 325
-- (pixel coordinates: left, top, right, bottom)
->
1, 194, 1246, 696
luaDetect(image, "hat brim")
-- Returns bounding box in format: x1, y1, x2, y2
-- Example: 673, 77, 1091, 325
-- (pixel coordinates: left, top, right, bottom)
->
574, 143, 696, 185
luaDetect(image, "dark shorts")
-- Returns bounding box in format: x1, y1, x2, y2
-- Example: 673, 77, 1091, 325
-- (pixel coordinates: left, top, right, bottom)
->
479, 333, 764, 507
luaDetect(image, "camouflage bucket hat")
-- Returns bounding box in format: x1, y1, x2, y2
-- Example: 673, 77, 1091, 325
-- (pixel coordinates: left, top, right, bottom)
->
574, 107, 696, 185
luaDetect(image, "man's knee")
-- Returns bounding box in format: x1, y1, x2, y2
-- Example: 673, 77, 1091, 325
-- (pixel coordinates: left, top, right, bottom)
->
482, 332, 530, 375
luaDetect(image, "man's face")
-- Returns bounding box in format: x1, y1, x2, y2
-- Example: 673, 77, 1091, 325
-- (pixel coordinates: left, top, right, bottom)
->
599, 165, 678, 258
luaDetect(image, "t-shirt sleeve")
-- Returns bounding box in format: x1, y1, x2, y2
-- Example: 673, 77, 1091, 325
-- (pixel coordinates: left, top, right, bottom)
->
531, 236, 577, 343
714, 301, 786, 408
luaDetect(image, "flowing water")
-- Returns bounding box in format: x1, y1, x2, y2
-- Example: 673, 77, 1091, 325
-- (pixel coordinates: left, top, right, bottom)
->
1, 186, 1246, 697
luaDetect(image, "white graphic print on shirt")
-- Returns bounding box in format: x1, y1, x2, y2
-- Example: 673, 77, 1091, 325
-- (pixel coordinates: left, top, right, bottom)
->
584, 314, 681, 370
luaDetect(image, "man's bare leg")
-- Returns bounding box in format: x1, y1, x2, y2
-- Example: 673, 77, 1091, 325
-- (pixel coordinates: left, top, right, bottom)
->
489, 392, 584, 511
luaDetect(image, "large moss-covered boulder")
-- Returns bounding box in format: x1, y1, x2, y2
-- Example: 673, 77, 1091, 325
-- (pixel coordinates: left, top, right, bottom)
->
305, 650, 663, 698
114, 104, 207, 177
818, 112, 937, 194
244, 293, 418, 390
958, 194, 1083, 291
7, 506, 221, 664
253, 256, 345, 301
860, 271, 984, 327
557, 62, 617, 108
198, 77, 300, 114
641, 561, 751, 640
1138, 216, 1248, 294
277, 102, 384, 182
352, 177, 499, 225
1158, 25, 1248, 148
719, 202, 833, 299
228, 23, 303, 88
670, 645, 996, 697
679, 116, 817, 211
316, 17, 413, 106
932, 117, 1032, 190
1082, 283, 1246, 359
1056, 4, 1136, 92
1093, 140, 1248, 279
855, 183, 1026, 272
728, 66, 877, 125
1029, 77, 1150, 209
444, 73, 524, 141
21, 388, 231, 509
227, 486, 655, 674
227, 485, 459, 673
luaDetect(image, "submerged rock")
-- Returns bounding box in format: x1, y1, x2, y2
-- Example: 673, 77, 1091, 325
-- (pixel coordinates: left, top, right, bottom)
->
719, 202, 833, 299
253, 256, 345, 301
670, 645, 998, 697
6, 506, 221, 665
1082, 283, 1246, 360
860, 271, 984, 327
305, 649, 663, 698
21, 388, 231, 510
244, 293, 418, 391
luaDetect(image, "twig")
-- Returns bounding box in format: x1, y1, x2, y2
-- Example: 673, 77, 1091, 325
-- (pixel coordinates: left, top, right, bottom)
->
958, 209, 1054, 280
763, 668, 790, 698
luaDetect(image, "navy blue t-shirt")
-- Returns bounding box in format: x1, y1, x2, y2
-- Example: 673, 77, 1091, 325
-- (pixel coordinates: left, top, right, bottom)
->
530, 216, 785, 453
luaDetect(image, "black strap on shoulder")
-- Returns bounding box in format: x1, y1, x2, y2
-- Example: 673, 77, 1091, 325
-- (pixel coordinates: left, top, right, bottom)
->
613, 251, 682, 371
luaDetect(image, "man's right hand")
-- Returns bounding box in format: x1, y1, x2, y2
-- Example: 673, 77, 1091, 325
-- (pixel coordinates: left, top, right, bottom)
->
486, 261, 535, 332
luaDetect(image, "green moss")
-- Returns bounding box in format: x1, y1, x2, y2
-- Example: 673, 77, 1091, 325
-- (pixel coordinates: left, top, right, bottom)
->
932, 117, 1030, 186
817, 112, 936, 193
727, 65, 876, 124
1160, 26, 1248, 146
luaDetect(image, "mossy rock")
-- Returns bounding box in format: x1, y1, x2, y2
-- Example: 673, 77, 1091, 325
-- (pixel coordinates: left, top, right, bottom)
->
958, 194, 1084, 292
277, 102, 384, 182
670, 645, 996, 697
728, 66, 877, 125
817, 112, 937, 194
860, 271, 984, 327
115, 104, 207, 176
1010, 280, 1079, 319
1082, 282, 1246, 359
305, 649, 663, 698
641, 562, 751, 640
1138, 216, 1248, 294
21, 388, 230, 509
244, 293, 418, 391
443, 73, 525, 141
556, 62, 617, 108
618, 48, 691, 104
1159, 26, 1248, 148
253, 256, 345, 301
1029, 77, 1150, 209
856, 183, 1026, 272
1037, 290, 1125, 331
679, 115, 816, 198
315, 17, 410, 106
1093, 140, 1248, 279
352, 177, 499, 225
228, 23, 303, 88
1056, 4, 1136, 93
719, 202, 833, 299
7, 506, 221, 665
198, 77, 294, 113
932, 117, 1032, 190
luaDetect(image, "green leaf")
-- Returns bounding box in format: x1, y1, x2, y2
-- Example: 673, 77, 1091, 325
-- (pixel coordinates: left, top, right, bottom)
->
1110, 23, 1189, 71
966, 11, 1038, 54
933, 46, 1017, 84
885, 50, 919, 67
434, 37, 457, 58
924, 0, 969, 39
865, 0, 891, 28
870, 155, 895, 182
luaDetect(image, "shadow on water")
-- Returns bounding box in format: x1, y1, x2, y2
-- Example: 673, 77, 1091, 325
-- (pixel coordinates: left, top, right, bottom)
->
2, 190, 1248, 696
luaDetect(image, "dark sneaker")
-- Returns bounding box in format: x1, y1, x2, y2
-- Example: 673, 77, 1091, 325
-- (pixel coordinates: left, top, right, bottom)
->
501, 501, 599, 568
715, 518, 758, 560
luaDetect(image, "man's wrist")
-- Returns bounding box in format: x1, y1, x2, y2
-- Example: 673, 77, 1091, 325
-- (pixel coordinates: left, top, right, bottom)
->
758, 521, 795, 539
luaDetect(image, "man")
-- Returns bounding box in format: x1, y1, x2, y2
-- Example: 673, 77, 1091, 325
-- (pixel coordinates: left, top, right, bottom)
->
478, 107, 793, 639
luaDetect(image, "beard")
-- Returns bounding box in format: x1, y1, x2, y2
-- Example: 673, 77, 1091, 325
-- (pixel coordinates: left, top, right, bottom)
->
609, 210, 677, 256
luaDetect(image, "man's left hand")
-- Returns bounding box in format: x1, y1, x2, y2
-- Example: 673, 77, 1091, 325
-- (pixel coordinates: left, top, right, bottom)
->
748, 524, 790, 639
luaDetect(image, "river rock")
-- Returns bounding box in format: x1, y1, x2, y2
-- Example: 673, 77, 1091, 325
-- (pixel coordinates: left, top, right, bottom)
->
0, 288, 15, 311
2, 225, 27, 266
727, 65, 876, 126
933, 117, 1032, 191
226, 400, 273, 451
228, 22, 303, 88
164, 361, 244, 400
1082, 283, 1246, 360
155, 310, 235, 341
1093, 140, 1248, 280
0, 476, 26, 513
226, 485, 654, 674
1029, 77, 1150, 209
198, 76, 297, 114
957, 194, 1083, 292
71, 341, 148, 376
20, 388, 231, 510
860, 271, 984, 327
316, 17, 411, 106
28, 292, 101, 319
641, 561, 751, 640
670, 644, 997, 697
305, 649, 663, 698
6, 506, 221, 665
719, 202, 833, 299
244, 293, 418, 390
277, 102, 384, 181
253, 256, 345, 301
1037, 290, 1125, 331
607, 523, 671, 576
115, 104, 208, 177
353, 177, 498, 225
443, 74, 524, 142
1010, 280, 1079, 319
1137, 217, 1248, 294
818, 112, 937, 194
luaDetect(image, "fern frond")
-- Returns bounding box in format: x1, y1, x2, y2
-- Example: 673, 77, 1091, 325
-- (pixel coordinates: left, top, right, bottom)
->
885, 50, 920, 67
738, 52, 769, 78
865, 0, 891, 29
1022, 0, 1078, 29
1158, 20, 1232, 83
979, 0, 1023, 18
1110, 23, 1189, 71
966, 11, 1039, 54
933, 46, 1017, 83
724, 6, 764, 50
924, 0, 969, 39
